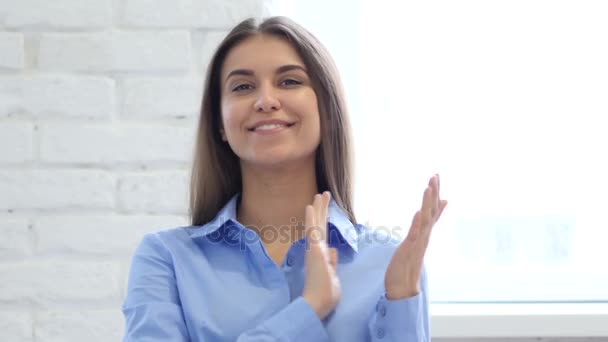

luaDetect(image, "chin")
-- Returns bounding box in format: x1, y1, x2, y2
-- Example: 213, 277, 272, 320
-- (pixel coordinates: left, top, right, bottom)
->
243, 151, 313, 169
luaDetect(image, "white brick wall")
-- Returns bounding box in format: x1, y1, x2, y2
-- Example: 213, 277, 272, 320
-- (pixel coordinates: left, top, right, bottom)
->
39, 123, 194, 164
0, 0, 271, 340
0, 261, 122, 304
123, 0, 269, 28
34, 215, 186, 255
0, 76, 116, 119
39, 31, 193, 72
0, 122, 34, 162
0, 312, 33, 342
0, 170, 116, 210
0, 32, 25, 69
0, 218, 32, 258
118, 171, 190, 214
123, 77, 202, 118
0, 0, 113, 30
35, 310, 123, 342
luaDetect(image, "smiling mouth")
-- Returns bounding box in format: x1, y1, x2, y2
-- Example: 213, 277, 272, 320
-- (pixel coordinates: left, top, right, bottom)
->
248, 122, 296, 132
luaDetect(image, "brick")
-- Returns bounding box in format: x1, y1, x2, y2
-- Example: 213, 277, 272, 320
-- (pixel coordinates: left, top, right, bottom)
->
124, 0, 268, 28
35, 310, 122, 342
0, 218, 32, 258
198, 31, 227, 73
0, 312, 33, 342
123, 77, 202, 119
35, 215, 188, 255
0, 170, 115, 210
0, 261, 121, 304
0, 32, 25, 69
0, 122, 34, 163
39, 31, 191, 72
1, 0, 112, 29
0, 76, 115, 119
39, 123, 194, 164
118, 171, 189, 215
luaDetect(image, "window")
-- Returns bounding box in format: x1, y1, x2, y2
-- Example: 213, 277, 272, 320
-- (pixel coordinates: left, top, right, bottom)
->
357, 0, 608, 303
280, 0, 608, 304
278, 0, 608, 337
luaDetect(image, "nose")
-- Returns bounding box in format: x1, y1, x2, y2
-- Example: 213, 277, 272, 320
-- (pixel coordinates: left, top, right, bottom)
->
254, 84, 281, 113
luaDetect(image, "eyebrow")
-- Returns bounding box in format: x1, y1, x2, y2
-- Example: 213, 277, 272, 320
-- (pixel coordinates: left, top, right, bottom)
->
224, 64, 308, 83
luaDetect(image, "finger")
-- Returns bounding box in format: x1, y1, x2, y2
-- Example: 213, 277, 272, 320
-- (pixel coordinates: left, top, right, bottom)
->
437, 173, 441, 196
328, 247, 338, 269
435, 174, 443, 220
420, 198, 434, 237
311, 194, 322, 242
305, 204, 319, 243
436, 199, 448, 221
304, 205, 317, 263
420, 186, 433, 226
312, 192, 328, 242
428, 175, 439, 218
420, 205, 434, 244
317, 193, 332, 257
319, 192, 330, 242
320, 191, 329, 225
406, 211, 422, 242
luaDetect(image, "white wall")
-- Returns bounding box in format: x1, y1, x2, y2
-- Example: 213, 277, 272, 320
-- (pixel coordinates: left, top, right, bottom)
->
0, 0, 269, 340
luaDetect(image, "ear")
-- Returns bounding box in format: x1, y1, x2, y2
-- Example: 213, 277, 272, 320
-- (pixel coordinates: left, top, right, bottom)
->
219, 128, 227, 142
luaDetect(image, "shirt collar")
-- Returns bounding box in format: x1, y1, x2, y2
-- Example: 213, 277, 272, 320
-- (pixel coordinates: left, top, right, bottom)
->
187, 193, 359, 253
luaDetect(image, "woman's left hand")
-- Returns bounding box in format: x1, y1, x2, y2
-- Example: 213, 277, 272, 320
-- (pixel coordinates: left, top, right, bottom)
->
384, 174, 448, 299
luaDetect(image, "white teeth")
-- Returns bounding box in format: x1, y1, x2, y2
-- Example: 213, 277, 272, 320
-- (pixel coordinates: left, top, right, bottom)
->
254, 123, 287, 131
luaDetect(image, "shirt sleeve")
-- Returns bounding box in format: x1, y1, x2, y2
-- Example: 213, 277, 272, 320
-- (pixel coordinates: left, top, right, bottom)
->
122, 233, 190, 341
122, 233, 329, 342
367, 265, 430, 341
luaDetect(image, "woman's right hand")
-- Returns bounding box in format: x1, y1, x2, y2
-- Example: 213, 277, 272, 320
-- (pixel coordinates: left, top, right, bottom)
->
302, 191, 341, 320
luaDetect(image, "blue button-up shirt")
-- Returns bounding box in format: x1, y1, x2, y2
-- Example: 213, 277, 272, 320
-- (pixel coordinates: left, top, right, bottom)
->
122, 193, 429, 341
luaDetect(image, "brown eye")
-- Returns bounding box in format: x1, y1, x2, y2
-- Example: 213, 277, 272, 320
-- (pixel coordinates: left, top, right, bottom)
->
232, 84, 253, 92
281, 79, 302, 87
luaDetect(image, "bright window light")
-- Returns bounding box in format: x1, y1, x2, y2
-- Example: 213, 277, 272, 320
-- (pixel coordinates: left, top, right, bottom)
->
280, 0, 608, 303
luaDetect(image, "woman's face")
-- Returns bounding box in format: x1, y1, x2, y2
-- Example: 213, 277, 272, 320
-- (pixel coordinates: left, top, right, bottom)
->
220, 34, 321, 168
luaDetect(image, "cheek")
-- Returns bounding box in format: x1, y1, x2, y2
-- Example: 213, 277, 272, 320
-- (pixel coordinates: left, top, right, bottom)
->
221, 101, 246, 133
302, 96, 321, 133
289, 90, 319, 121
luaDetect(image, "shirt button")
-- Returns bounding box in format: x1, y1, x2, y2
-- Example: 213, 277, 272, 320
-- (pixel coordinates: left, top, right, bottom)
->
379, 305, 387, 317
286, 256, 294, 267
376, 328, 385, 339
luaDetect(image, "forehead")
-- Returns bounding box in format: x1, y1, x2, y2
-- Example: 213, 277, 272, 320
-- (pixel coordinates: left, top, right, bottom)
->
221, 34, 305, 77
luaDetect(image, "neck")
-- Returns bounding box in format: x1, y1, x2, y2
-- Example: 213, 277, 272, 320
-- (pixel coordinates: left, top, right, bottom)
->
237, 157, 319, 246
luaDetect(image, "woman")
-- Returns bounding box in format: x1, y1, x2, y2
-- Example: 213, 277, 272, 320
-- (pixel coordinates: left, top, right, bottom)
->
122, 16, 447, 341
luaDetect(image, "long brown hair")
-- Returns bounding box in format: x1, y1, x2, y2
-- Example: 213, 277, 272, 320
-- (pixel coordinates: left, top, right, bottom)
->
189, 16, 357, 226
